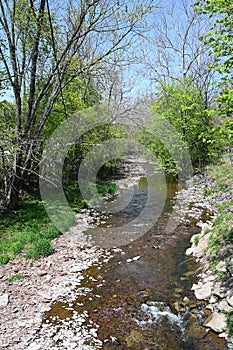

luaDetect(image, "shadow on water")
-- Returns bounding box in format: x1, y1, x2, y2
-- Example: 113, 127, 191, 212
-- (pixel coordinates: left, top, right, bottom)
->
44, 170, 226, 349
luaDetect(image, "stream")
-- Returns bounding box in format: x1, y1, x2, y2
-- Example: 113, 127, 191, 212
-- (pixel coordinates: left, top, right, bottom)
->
43, 164, 226, 349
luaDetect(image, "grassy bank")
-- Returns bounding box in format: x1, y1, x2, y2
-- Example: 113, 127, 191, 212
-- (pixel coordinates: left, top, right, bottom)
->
201, 161, 233, 336
203, 161, 233, 280
0, 181, 118, 265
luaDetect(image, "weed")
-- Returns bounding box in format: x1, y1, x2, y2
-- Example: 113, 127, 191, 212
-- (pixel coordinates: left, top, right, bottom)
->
107, 182, 118, 195
208, 233, 221, 253
219, 224, 230, 237
204, 227, 212, 234
194, 235, 200, 246
216, 270, 228, 280
213, 214, 225, 226
228, 229, 233, 241
204, 188, 213, 197
8, 273, 23, 282
223, 311, 233, 336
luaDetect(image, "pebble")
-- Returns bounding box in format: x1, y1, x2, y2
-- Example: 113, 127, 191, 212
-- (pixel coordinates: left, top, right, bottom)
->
0, 294, 9, 309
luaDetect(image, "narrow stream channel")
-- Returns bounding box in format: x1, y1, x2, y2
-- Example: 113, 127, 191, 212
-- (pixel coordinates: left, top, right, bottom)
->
44, 167, 226, 349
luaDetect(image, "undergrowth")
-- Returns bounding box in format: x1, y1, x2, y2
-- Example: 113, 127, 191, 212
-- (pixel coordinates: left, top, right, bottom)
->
203, 161, 233, 281
0, 181, 118, 264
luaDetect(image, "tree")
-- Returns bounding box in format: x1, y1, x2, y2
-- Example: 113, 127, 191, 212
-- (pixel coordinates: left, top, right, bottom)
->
143, 0, 218, 106
140, 79, 222, 171
194, 0, 233, 162
0, 0, 155, 208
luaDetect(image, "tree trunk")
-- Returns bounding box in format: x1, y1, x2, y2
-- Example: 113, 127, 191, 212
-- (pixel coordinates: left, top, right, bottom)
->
4, 176, 20, 209
2, 151, 23, 209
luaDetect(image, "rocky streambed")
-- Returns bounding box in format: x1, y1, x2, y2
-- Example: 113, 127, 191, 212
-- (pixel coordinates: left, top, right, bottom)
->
0, 211, 114, 349
0, 162, 232, 349
186, 172, 233, 349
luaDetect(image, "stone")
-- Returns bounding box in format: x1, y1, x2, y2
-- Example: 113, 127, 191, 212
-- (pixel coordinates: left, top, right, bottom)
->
203, 275, 215, 283
0, 294, 9, 309
218, 300, 233, 312
204, 312, 227, 333
70, 266, 82, 273
216, 261, 227, 273
38, 270, 47, 276
227, 295, 233, 308
193, 281, 213, 300
186, 247, 193, 256
213, 282, 226, 298
191, 233, 211, 258
125, 329, 145, 347
209, 295, 218, 304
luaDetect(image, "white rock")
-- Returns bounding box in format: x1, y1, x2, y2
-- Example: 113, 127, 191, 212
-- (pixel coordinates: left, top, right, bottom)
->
219, 332, 228, 338
191, 233, 211, 258
227, 295, 233, 308
0, 294, 9, 309
216, 261, 227, 273
194, 281, 214, 300
209, 295, 218, 304
218, 300, 233, 312
27, 341, 42, 350
186, 247, 193, 256
132, 256, 141, 261
213, 282, 226, 298
204, 312, 227, 333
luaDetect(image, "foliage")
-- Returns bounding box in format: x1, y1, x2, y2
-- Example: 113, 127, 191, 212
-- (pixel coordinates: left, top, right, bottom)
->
0, 201, 55, 263
0, 175, 119, 264
194, 0, 233, 116
140, 79, 223, 172
0, 0, 154, 208
203, 162, 233, 279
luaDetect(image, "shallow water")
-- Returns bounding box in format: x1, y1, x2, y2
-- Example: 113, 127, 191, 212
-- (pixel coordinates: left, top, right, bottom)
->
44, 169, 226, 349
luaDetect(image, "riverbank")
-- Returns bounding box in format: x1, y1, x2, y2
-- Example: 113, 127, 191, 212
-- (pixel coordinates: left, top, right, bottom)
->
186, 161, 233, 348
0, 159, 232, 349
0, 160, 145, 350
0, 210, 117, 349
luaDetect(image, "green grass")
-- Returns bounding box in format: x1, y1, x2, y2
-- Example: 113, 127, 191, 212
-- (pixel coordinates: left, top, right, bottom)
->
27, 238, 54, 259
194, 235, 200, 246
8, 273, 23, 282
203, 161, 233, 279
224, 311, 233, 336
0, 180, 119, 265
64, 180, 118, 209
0, 200, 59, 264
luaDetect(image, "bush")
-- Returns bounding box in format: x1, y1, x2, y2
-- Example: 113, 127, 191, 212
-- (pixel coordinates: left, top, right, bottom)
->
27, 238, 54, 259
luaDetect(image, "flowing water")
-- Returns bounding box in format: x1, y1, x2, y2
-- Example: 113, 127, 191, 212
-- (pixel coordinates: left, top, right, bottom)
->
44, 167, 226, 349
